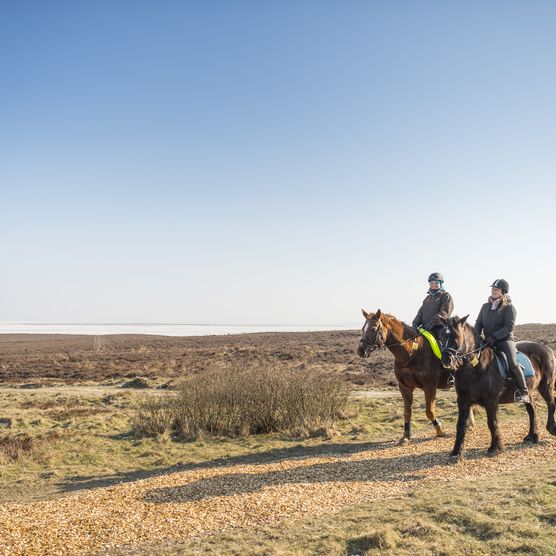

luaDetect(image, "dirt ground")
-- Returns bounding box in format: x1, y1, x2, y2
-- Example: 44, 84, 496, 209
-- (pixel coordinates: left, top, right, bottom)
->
1, 422, 554, 555
0, 323, 555, 387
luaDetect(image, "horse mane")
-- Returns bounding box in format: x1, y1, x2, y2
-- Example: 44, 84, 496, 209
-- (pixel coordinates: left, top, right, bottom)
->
378, 312, 416, 338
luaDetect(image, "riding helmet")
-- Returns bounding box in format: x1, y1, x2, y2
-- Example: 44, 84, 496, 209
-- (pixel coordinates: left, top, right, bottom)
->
428, 272, 444, 283
490, 278, 509, 294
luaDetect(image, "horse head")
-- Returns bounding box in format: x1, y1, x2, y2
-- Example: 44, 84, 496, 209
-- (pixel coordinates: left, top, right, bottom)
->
437, 315, 470, 370
357, 309, 387, 357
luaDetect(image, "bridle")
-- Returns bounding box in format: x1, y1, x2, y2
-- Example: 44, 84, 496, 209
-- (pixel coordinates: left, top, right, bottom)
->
359, 319, 421, 354
440, 325, 483, 369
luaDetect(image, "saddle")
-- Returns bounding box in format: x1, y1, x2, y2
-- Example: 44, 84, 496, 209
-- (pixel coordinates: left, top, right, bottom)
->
492, 349, 535, 380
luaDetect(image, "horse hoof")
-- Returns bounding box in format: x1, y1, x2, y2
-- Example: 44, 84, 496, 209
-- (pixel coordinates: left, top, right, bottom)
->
449, 454, 462, 464
546, 425, 556, 437
398, 437, 410, 445
523, 434, 539, 445
435, 429, 448, 438
487, 447, 502, 458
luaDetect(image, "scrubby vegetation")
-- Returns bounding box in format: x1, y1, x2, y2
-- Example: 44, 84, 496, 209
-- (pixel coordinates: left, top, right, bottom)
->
133, 365, 351, 439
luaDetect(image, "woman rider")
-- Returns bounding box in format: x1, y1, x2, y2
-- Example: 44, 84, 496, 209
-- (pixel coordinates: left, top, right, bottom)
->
412, 272, 454, 336
474, 279, 530, 403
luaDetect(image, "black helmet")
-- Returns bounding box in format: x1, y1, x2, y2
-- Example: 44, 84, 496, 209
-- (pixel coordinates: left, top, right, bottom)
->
490, 278, 509, 294
428, 272, 444, 283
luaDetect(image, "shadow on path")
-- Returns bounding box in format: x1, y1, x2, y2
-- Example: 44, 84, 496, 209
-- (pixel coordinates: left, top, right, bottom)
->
59, 437, 423, 494
142, 444, 496, 504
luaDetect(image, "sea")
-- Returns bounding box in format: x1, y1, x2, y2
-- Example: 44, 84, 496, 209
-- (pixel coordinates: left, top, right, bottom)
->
0, 323, 360, 336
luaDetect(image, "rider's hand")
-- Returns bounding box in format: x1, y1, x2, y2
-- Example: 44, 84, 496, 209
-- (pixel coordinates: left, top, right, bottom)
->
483, 336, 495, 346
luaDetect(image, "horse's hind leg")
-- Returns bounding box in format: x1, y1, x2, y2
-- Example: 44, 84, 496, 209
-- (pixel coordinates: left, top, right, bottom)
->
398, 384, 414, 444
450, 397, 470, 463
424, 387, 447, 437
466, 406, 476, 430
537, 377, 556, 436
523, 398, 539, 444
485, 401, 503, 457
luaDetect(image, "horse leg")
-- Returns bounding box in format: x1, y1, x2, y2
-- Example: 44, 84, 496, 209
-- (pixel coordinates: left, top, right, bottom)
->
449, 397, 470, 463
485, 400, 503, 457
537, 378, 556, 436
523, 397, 539, 444
399, 384, 414, 444
466, 406, 476, 430
424, 387, 447, 437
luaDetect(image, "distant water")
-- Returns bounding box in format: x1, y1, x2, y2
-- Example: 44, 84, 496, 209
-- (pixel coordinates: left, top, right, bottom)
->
0, 323, 359, 336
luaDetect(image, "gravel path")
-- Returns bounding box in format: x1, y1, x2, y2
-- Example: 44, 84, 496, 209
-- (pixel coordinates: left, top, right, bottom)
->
1, 425, 554, 555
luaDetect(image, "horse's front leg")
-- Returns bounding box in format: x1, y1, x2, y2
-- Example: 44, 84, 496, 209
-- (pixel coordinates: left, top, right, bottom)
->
485, 400, 503, 457
398, 383, 414, 444
424, 386, 447, 437
523, 398, 539, 444
450, 396, 471, 462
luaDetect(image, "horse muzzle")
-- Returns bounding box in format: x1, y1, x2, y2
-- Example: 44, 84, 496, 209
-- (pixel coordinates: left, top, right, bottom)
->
357, 342, 378, 358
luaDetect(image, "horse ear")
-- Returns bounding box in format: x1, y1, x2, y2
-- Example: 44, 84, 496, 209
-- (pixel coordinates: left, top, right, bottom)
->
375, 309, 382, 319
362, 309, 371, 319
458, 315, 469, 326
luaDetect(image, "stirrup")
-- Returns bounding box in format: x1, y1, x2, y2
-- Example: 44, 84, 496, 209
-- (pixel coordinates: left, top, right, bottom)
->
447, 373, 455, 387
514, 390, 530, 404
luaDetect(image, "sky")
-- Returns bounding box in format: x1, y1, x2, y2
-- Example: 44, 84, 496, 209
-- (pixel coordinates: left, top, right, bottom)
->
1, 1, 555, 325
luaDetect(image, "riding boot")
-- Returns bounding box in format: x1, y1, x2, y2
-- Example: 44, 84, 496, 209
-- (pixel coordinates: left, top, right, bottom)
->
511, 365, 530, 403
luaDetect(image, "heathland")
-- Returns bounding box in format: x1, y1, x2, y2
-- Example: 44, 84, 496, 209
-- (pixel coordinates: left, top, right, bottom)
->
1, 323, 556, 554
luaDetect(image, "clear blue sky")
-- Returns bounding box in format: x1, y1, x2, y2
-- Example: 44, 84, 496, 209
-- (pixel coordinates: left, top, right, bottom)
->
1, 1, 555, 325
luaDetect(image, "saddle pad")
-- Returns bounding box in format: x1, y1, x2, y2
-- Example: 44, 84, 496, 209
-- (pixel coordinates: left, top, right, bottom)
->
516, 351, 535, 378
494, 350, 535, 379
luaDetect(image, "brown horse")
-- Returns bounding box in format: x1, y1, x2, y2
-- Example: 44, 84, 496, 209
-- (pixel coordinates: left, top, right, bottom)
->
357, 309, 467, 443
438, 315, 556, 461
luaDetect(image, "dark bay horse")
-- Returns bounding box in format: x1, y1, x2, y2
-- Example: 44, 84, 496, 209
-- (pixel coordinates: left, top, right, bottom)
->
438, 315, 556, 461
357, 309, 467, 443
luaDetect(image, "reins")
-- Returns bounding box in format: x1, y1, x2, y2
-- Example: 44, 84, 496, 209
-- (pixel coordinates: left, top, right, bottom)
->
360, 324, 421, 352
385, 333, 422, 349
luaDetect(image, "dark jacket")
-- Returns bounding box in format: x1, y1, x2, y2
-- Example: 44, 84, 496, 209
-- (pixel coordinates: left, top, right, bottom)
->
474, 298, 516, 342
412, 290, 454, 330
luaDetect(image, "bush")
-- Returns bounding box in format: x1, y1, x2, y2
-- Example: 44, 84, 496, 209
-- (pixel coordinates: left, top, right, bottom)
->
131, 396, 176, 437
132, 365, 351, 440
0, 431, 62, 464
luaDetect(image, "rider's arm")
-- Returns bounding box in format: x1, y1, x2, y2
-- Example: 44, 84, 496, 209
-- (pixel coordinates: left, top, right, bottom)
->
425, 292, 454, 330
492, 304, 516, 341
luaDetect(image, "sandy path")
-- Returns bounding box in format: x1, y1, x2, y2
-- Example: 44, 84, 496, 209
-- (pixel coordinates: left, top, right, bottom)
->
1, 423, 554, 555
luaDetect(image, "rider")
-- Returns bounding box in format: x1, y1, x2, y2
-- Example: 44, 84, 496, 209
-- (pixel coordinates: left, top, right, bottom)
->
412, 272, 455, 386
474, 279, 530, 403
412, 272, 454, 336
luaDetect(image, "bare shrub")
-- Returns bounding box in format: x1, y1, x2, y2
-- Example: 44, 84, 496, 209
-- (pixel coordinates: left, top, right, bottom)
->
170, 365, 351, 439
131, 396, 176, 437
0, 434, 35, 462
92, 336, 107, 354
0, 431, 62, 463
